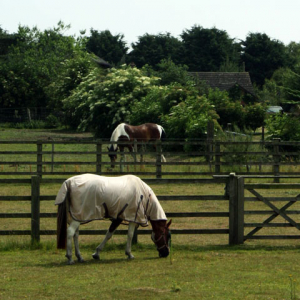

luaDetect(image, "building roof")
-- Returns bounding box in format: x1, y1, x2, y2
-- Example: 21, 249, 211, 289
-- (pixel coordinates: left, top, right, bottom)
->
92, 56, 112, 68
189, 72, 256, 96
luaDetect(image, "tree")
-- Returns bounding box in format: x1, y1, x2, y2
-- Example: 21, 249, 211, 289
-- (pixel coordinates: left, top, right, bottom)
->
0, 22, 80, 112
162, 94, 219, 150
207, 89, 245, 128
86, 29, 128, 65
0, 27, 17, 57
143, 58, 192, 86
127, 33, 183, 68
241, 33, 289, 87
129, 83, 199, 125
180, 25, 240, 72
244, 103, 266, 131
63, 65, 160, 137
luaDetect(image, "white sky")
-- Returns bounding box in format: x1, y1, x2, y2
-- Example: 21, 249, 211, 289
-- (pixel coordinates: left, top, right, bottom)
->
1, 0, 299, 47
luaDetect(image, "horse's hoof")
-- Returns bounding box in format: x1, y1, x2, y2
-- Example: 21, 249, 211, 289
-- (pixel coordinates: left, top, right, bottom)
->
92, 253, 100, 260
127, 254, 135, 260
78, 258, 85, 263
67, 260, 75, 265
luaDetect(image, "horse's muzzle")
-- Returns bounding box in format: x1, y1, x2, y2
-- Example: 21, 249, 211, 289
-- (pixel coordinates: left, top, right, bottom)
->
159, 247, 170, 258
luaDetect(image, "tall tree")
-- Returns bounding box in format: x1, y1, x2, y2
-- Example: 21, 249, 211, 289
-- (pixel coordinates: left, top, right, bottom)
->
127, 32, 183, 68
0, 27, 17, 57
0, 22, 81, 111
86, 29, 128, 65
180, 25, 240, 72
241, 33, 289, 87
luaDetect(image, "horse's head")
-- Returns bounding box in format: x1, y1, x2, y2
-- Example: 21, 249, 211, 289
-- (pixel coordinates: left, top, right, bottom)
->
107, 146, 117, 168
151, 219, 172, 258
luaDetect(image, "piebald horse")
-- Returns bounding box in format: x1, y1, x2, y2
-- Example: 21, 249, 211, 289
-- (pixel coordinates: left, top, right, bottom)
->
55, 174, 172, 264
108, 123, 166, 168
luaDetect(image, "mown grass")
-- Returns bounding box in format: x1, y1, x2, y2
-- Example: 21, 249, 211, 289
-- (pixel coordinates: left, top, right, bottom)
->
1, 128, 300, 299
1, 240, 300, 300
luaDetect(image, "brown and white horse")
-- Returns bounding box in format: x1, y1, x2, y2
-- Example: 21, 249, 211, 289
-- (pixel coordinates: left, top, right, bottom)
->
108, 123, 166, 168
55, 174, 172, 264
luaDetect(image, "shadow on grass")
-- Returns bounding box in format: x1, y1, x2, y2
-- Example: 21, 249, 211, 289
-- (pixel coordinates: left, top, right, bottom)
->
1, 239, 300, 253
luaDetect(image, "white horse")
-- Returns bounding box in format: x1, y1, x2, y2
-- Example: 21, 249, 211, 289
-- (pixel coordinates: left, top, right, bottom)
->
55, 174, 172, 264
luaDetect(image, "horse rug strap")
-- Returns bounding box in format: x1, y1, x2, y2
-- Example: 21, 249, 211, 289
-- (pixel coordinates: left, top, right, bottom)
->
55, 174, 166, 226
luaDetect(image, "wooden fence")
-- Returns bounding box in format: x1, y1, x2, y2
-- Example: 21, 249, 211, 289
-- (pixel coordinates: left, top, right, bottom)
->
0, 176, 231, 244
1, 174, 300, 245
1, 139, 300, 178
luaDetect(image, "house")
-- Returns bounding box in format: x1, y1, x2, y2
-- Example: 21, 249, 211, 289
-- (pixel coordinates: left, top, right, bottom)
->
189, 72, 256, 100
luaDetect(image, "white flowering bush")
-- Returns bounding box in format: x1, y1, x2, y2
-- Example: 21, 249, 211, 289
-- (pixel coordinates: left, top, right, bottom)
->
64, 65, 159, 137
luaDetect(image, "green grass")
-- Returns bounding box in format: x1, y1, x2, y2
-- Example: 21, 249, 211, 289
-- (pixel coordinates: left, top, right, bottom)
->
0, 241, 299, 299
1, 128, 300, 299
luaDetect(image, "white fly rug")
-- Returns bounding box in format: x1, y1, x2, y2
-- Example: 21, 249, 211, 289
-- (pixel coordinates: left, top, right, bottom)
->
55, 174, 166, 226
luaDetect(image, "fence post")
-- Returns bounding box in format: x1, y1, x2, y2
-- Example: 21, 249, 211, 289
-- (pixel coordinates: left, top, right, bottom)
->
134, 139, 137, 172
96, 140, 102, 174
273, 138, 281, 183
228, 173, 244, 245
206, 120, 214, 163
31, 175, 40, 244
215, 141, 221, 174
156, 140, 162, 179
37, 141, 43, 177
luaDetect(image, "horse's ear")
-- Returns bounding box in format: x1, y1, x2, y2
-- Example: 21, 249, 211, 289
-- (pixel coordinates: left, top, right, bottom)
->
107, 146, 109, 151
167, 219, 172, 228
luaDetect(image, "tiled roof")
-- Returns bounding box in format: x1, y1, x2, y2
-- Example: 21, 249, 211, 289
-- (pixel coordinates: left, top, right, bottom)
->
189, 72, 256, 96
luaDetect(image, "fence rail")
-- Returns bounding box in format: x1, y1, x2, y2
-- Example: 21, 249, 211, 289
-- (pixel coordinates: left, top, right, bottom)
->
1, 174, 300, 245
0, 176, 232, 244
1, 139, 300, 178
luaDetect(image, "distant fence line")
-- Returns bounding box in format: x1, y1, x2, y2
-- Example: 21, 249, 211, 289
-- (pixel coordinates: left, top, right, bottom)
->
1, 139, 300, 178
0, 107, 53, 123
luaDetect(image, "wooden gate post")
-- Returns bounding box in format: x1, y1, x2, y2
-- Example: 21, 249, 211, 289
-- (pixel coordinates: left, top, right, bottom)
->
228, 173, 244, 245
156, 140, 162, 179
96, 140, 102, 174
206, 120, 214, 163
273, 138, 281, 183
36, 141, 43, 177
215, 142, 221, 174
31, 175, 40, 244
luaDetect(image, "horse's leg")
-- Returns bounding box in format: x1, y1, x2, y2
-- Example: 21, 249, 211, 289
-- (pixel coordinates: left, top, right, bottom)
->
66, 220, 80, 265
74, 226, 84, 263
125, 222, 138, 260
92, 218, 122, 260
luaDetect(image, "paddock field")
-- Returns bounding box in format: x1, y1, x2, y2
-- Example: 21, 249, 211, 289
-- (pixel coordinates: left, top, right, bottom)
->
1, 128, 300, 299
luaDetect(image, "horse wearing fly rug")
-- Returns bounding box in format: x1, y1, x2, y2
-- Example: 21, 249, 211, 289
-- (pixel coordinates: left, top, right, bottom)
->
108, 123, 166, 168
55, 174, 172, 264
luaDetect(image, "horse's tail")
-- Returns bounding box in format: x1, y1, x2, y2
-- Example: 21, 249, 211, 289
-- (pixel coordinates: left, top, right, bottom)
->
56, 188, 69, 250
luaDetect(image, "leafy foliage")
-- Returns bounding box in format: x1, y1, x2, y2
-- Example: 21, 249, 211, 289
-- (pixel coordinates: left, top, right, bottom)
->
143, 58, 192, 86
241, 33, 289, 87
86, 29, 128, 65
162, 94, 219, 141
0, 22, 79, 111
265, 113, 300, 141
64, 65, 159, 137
127, 33, 183, 68
181, 25, 240, 72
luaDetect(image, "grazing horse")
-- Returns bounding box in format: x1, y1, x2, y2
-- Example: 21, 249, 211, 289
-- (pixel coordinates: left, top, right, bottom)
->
108, 123, 166, 168
55, 174, 172, 264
